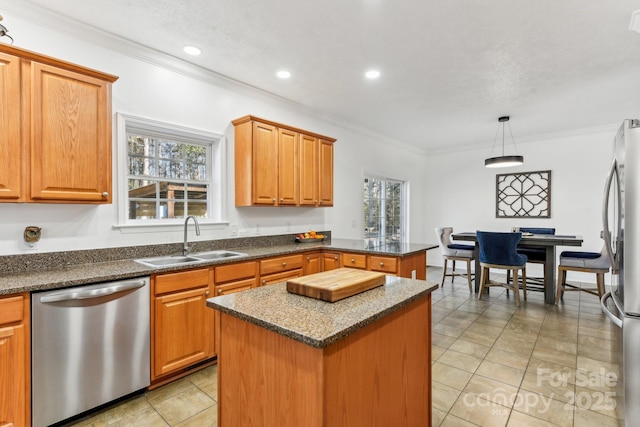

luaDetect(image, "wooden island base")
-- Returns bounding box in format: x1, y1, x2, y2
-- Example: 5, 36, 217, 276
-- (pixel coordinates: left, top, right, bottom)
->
218, 295, 432, 426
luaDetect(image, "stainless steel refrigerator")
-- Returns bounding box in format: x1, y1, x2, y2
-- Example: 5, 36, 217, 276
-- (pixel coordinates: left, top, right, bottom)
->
601, 118, 640, 425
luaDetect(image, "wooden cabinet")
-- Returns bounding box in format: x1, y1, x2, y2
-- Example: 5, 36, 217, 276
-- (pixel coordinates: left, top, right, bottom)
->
370, 255, 398, 274
322, 251, 342, 271
341, 252, 368, 270
151, 268, 215, 382
259, 254, 303, 286
303, 252, 322, 275
0, 44, 118, 203
233, 115, 335, 207
0, 293, 30, 427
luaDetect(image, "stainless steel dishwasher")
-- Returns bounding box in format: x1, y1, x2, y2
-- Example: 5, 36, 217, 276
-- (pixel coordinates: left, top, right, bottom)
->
32, 277, 150, 427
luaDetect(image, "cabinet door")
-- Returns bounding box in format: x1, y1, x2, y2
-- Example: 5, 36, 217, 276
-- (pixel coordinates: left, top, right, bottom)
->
318, 139, 334, 206
278, 128, 298, 205
260, 269, 302, 287
29, 62, 112, 202
303, 252, 321, 275
153, 269, 214, 379
0, 295, 28, 427
252, 121, 278, 205
299, 134, 318, 205
0, 52, 22, 201
322, 251, 341, 271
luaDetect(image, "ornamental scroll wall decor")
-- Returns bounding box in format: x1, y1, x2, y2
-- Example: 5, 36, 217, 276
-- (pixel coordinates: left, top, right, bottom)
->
496, 170, 551, 218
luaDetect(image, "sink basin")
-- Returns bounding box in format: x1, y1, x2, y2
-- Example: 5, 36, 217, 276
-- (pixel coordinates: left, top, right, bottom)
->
191, 250, 248, 260
135, 255, 203, 267
135, 251, 248, 267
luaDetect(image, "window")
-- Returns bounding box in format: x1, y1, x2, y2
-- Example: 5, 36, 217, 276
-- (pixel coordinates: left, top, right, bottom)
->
363, 176, 406, 248
116, 114, 225, 225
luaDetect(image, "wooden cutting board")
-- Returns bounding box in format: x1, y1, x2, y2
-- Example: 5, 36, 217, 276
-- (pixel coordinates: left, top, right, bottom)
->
286, 268, 386, 302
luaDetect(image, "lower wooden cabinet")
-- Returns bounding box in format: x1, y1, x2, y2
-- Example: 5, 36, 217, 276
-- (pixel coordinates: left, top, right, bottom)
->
151, 268, 214, 382
303, 252, 322, 275
0, 293, 30, 427
260, 254, 303, 286
341, 252, 368, 270
321, 251, 341, 271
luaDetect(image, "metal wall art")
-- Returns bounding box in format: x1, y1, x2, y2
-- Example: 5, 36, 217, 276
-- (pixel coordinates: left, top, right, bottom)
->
496, 170, 551, 218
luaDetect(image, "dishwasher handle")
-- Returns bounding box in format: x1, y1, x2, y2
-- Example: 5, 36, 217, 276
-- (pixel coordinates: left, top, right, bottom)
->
40, 279, 147, 303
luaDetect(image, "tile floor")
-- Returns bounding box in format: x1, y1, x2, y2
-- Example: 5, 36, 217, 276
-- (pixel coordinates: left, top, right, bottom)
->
65, 266, 622, 427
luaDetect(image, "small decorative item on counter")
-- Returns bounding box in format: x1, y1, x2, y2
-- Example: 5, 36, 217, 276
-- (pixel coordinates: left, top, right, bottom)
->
295, 230, 325, 243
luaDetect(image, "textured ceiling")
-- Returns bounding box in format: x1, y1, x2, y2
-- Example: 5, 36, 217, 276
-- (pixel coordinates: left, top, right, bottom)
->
5, 0, 640, 152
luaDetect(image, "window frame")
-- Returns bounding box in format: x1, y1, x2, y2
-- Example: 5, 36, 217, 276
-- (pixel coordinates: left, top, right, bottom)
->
362, 174, 408, 246
115, 113, 227, 229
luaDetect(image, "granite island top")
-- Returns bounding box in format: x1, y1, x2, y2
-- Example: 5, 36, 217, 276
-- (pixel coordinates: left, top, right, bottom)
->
207, 275, 438, 348
0, 237, 437, 295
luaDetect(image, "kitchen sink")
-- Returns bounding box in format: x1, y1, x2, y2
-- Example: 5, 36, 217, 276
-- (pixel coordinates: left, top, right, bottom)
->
190, 250, 248, 260
135, 251, 248, 267
135, 255, 204, 267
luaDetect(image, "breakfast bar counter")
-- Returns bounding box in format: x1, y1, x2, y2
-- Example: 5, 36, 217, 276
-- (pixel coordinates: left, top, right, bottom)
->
207, 274, 438, 426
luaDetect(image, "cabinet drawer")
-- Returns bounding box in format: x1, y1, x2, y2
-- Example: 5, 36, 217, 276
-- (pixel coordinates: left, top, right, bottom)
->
0, 294, 24, 325
260, 269, 302, 287
215, 278, 255, 296
342, 253, 367, 270
260, 255, 303, 275
154, 268, 211, 295
369, 256, 398, 274
215, 261, 257, 284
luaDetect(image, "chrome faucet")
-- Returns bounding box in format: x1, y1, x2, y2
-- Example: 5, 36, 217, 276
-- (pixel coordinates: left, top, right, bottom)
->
183, 215, 201, 256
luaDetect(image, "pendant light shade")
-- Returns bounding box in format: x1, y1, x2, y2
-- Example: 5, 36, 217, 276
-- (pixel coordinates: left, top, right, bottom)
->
484, 116, 524, 168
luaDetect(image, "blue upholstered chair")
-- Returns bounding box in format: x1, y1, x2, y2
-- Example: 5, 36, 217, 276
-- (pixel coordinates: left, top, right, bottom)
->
555, 241, 610, 304
512, 227, 556, 291
477, 231, 527, 306
435, 227, 475, 291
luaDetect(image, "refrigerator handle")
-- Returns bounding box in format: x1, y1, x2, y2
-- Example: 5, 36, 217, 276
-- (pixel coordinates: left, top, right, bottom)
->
602, 159, 618, 269
601, 291, 623, 328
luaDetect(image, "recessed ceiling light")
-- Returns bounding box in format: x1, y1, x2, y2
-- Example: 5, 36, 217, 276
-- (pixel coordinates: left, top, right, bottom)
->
630, 10, 640, 33
276, 70, 291, 79
183, 45, 202, 56
365, 69, 381, 79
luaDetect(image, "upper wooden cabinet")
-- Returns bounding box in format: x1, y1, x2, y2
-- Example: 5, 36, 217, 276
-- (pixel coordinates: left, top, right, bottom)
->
233, 115, 335, 207
0, 44, 118, 203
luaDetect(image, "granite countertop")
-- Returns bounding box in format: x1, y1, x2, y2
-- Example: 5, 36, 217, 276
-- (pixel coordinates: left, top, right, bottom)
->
0, 237, 437, 295
207, 275, 438, 348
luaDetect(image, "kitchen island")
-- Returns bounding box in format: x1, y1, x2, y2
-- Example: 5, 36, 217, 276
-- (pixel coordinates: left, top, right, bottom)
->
207, 273, 438, 426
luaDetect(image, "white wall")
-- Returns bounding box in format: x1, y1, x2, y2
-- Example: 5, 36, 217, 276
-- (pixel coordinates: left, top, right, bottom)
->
0, 10, 429, 255
424, 125, 619, 282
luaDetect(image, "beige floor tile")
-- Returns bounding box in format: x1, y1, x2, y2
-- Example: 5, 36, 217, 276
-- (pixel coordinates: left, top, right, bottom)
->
476, 360, 525, 388
539, 328, 578, 343
195, 375, 218, 401
448, 338, 491, 359
146, 377, 196, 407
449, 391, 510, 427
432, 380, 463, 412
459, 330, 501, 348
106, 406, 169, 427
438, 349, 483, 373
576, 355, 621, 379
463, 374, 519, 407
579, 325, 617, 341
531, 347, 578, 369
89, 395, 152, 427
485, 347, 531, 371
432, 406, 447, 426
573, 385, 623, 420
474, 314, 510, 328
440, 413, 481, 426
535, 336, 578, 355
432, 362, 473, 391
506, 410, 558, 427
527, 358, 577, 386
433, 332, 457, 348
573, 407, 623, 427
512, 389, 574, 427
151, 387, 215, 426
175, 405, 218, 427
493, 331, 537, 354
520, 371, 575, 403
434, 322, 467, 338
187, 365, 217, 387
433, 345, 446, 362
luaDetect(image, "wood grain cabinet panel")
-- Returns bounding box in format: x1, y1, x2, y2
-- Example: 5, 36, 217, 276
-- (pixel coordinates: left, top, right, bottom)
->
0, 43, 117, 204
233, 115, 335, 207
152, 268, 214, 381
369, 255, 398, 274
0, 294, 30, 427
303, 252, 321, 275
321, 251, 341, 271
341, 252, 368, 270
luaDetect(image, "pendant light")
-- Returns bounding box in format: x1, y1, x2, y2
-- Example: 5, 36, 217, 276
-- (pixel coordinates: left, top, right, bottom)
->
484, 116, 524, 168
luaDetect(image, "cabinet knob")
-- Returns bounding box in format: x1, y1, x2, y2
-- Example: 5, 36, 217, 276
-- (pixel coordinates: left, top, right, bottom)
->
379, 262, 384, 267
102, 192, 109, 198
351, 258, 355, 263
306, 257, 310, 261
272, 198, 276, 202
262, 279, 267, 285
334, 256, 338, 260
205, 290, 210, 296
217, 289, 222, 295
282, 262, 287, 267
280, 198, 284, 202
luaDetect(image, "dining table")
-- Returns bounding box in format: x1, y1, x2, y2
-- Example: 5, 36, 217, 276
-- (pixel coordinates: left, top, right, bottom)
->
452, 232, 583, 304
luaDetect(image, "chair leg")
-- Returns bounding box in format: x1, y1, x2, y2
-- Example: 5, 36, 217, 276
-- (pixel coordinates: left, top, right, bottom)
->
466, 259, 472, 292
597, 272, 605, 298
451, 260, 456, 283
555, 267, 564, 305
522, 267, 527, 301
440, 259, 448, 288
478, 267, 488, 300
513, 268, 521, 307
